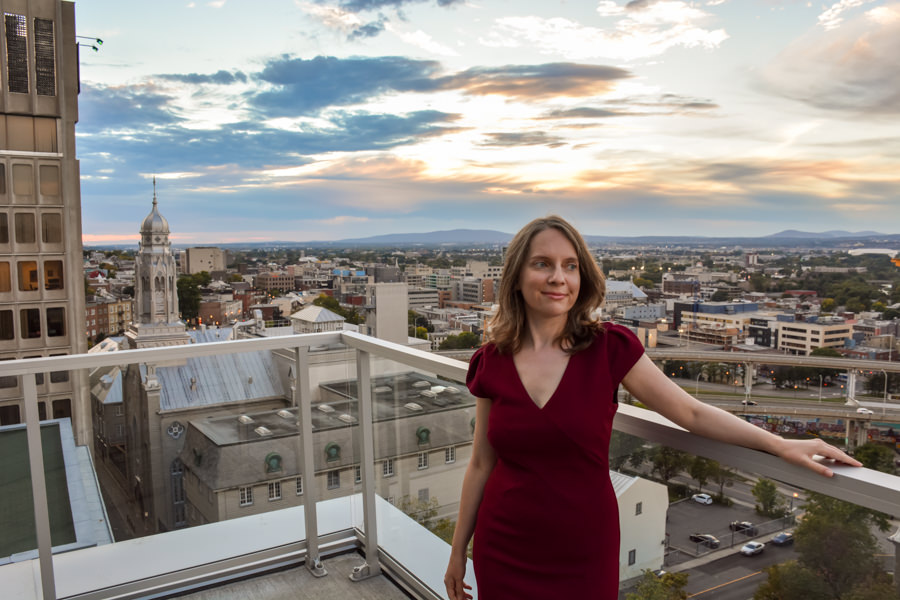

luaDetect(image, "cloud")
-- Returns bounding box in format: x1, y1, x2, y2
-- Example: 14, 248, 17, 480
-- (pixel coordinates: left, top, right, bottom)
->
158, 70, 247, 85
760, 3, 900, 114
818, 0, 875, 30
77, 83, 184, 133
335, 0, 463, 11
484, 2, 728, 61
480, 132, 566, 147
386, 23, 459, 56
539, 94, 718, 120
434, 63, 632, 100
349, 18, 387, 39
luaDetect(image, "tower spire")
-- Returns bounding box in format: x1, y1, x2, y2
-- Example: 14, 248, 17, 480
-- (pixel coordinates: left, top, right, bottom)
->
153, 176, 157, 206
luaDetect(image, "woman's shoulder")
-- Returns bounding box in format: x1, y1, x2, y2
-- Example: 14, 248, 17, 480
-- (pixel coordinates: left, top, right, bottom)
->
593, 322, 644, 349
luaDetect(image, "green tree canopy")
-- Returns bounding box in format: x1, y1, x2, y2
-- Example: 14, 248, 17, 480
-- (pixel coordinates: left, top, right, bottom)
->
439, 332, 480, 350
626, 570, 688, 600
177, 275, 202, 320
751, 478, 785, 517
854, 443, 896, 474
649, 446, 689, 484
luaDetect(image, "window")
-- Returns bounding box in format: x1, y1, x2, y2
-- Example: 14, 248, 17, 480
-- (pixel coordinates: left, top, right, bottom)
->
20, 308, 40, 338
0, 165, 6, 196
354, 465, 362, 484
445, 446, 456, 464
0, 310, 13, 340
46, 307, 64, 336
418, 488, 429, 503
115, 404, 124, 416
295, 477, 303, 496
417, 451, 429, 470
13, 164, 33, 200
0, 262, 9, 292
41, 213, 61, 243
268, 481, 281, 501
0, 404, 21, 425
5, 14, 28, 94
382, 458, 395, 477
34, 19, 55, 97
327, 470, 340, 490
50, 353, 68, 382
44, 260, 62, 290
17, 260, 37, 291
39, 165, 59, 199
51, 398, 70, 419
239, 486, 253, 507
0, 357, 16, 388
14, 213, 34, 243
171, 460, 185, 503
115, 424, 124, 437
0, 213, 7, 243
628, 549, 636, 566
635, 502, 642, 516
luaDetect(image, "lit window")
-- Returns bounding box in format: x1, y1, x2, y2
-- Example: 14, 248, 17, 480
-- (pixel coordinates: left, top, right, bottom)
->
43, 260, 62, 290
268, 481, 281, 501
17, 260, 37, 291
327, 470, 340, 490
0, 262, 9, 292
239, 486, 253, 507
444, 447, 456, 464
417, 451, 429, 470
383, 458, 395, 477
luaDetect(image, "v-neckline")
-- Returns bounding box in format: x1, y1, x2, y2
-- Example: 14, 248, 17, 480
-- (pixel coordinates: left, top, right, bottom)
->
511, 352, 573, 410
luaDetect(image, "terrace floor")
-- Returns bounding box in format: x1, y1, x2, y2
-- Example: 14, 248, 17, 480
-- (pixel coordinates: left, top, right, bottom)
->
174, 552, 411, 600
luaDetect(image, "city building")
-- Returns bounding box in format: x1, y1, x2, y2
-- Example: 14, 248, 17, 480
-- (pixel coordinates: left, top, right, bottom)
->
775, 318, 853, 356
0, 0, 88, 441
84, 295, 132, 340
181, 247, 225, 276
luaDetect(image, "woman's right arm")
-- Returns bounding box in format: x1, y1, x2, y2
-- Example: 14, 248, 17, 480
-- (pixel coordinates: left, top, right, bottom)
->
444, 397, 497, 600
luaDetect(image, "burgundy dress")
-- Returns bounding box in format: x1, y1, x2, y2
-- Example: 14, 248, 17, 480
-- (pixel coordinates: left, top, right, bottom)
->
466, 324, 644, 599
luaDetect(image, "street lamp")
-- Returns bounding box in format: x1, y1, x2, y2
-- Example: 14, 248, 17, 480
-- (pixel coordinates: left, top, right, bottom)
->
818, 374, 823, 403
881, 369, 888, 416
696, 371, 702, 397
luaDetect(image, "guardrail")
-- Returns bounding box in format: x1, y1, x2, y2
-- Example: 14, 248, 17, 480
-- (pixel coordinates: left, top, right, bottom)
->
1, 331, 898, 599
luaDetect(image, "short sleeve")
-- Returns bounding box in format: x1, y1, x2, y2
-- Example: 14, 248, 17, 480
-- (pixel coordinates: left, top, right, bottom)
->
603, 323, 645, 387
465, 344, 492, 398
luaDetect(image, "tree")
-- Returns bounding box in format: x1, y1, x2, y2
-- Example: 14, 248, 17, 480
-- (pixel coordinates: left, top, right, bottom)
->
626, 570, 688, 600
414, 326, 428, 340
177, 275, 201, 320
397, 495, 455, 546
439, 332, 480, 350
751, 478, 785, 517
688, 457, 716, 493
228, 273, 244, 282
709, 462, 735, 500
649, 446, 689, 484
755, 561, 831, 600
821, 297, 836, 312
610, 431, 647, 471
854, 443, 896, 474
710, 290, 729, 302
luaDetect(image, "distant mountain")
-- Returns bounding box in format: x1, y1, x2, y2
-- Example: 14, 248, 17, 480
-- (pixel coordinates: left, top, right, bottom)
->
767, 229, 884, 239
332, 229, 513, 246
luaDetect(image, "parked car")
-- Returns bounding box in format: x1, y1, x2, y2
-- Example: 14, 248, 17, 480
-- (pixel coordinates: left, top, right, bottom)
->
771, 532, 794, 546
856, 407, 874, 415
729, 521, 758, 535
691, 493, 713, 505
740, 541, 765, 556
689, 534, 721, 548
741, 399, 758, 406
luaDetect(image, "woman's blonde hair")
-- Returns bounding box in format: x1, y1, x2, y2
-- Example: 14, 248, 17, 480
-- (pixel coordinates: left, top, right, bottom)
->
487, 215, 606, 354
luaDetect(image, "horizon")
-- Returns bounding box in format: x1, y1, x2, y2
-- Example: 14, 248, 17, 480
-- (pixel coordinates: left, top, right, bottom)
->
76, 1, 900, 245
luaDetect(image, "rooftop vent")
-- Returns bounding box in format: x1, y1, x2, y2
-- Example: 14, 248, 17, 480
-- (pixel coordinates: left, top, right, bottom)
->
254, 426, 272, 437
374, 385, 392, 394
431, 385, 446, 393
404, 402, 424, 412
419, 390, 437, 398
411, 380, 430, 388
277, 409, 293, 420
238, 415, 254, 425
317, 404, 335, 413
337, 414, 357, 424
443, 387, 460, 394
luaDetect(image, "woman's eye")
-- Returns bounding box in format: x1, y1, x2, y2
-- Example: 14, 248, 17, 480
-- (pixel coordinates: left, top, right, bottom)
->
533, 261, 547, 268
566, 263, 578, 271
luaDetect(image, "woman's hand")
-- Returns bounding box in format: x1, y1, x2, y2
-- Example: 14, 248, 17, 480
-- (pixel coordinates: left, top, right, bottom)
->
444, 554, 472, 600
773, 437, 862, 477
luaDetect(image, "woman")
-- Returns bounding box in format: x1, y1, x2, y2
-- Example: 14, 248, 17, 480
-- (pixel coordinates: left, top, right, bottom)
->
443, 215, 860, 600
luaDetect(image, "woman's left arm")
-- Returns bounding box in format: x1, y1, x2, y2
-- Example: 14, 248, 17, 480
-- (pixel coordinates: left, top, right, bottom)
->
621, 354, 861, 477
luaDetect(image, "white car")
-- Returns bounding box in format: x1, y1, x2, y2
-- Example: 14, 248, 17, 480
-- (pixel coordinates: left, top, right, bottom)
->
691, 493, 713, 505
740, 541, 765, 556
856, 407, 874, 415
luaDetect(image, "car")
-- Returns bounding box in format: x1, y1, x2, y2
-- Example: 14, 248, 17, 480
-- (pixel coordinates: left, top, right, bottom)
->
729, 521, 758, 535
740, 541, 765, 556
689, 533, 721, 548
771, 532, 794, 546
691, 493, 713, 505
652, 569, 668, 579
856, 407, 874, 415
741, 399, 758, 406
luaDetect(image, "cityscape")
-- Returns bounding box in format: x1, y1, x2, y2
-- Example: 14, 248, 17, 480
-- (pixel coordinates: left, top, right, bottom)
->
2, 2, 900, 600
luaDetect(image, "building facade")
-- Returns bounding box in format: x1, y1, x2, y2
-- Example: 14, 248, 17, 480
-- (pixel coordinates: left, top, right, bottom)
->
0, 0, 88, 443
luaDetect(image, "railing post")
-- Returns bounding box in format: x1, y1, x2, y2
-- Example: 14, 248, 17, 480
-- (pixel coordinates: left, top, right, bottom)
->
295, 347, 326, 577
351, 348, 381, 581
23, 373, 57, 599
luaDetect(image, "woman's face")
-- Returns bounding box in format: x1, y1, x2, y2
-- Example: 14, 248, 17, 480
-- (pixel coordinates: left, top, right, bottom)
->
517, 227, 581, 322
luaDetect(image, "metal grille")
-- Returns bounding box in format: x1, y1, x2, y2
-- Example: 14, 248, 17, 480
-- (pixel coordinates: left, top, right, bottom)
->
34, 18, 55, 96
4, 14, 28, 94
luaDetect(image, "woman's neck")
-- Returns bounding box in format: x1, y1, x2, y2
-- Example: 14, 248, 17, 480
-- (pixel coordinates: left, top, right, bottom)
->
522, 314, 567, 352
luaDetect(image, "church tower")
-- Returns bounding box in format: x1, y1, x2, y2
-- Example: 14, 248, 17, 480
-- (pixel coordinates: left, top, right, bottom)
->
124, 180, 190, 349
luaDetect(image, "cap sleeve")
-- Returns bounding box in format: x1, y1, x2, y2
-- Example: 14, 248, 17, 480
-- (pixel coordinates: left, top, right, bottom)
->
466, 344, 492, 398
603, 323, 645, 387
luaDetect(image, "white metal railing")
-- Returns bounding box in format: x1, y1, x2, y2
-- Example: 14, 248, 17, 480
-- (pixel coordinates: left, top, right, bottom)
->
1, 330, 898, 599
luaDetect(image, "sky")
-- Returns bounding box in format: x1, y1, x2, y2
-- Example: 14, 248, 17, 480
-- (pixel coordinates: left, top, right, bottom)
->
74, 0, 900, 245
